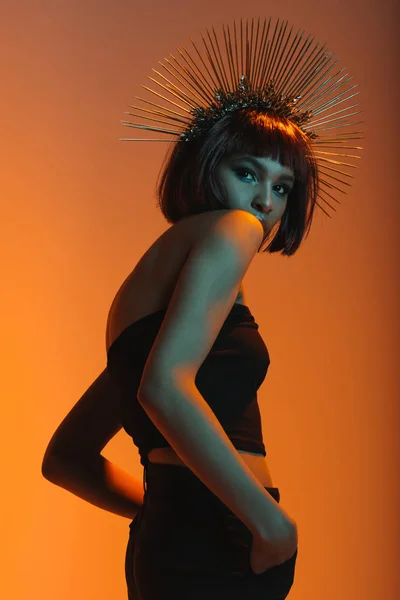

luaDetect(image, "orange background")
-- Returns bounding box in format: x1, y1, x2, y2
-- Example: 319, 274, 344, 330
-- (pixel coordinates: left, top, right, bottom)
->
2, 1, 399, 599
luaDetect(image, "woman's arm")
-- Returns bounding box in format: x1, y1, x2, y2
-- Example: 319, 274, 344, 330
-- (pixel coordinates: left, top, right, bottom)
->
42, 368, 123, 461
42, 452, 144, 520
41, 368, 144, 519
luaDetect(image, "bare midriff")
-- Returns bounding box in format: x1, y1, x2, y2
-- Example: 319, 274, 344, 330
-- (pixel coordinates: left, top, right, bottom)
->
147, 446, 274, 488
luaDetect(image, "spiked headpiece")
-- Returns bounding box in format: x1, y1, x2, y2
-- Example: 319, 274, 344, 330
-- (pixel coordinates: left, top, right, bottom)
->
119, 17, 364, 218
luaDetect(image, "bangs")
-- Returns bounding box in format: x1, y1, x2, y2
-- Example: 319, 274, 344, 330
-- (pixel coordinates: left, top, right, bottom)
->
199, 109, 311, 188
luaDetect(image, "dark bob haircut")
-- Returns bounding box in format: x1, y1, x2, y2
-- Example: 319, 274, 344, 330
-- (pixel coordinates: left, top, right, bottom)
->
156, 108, 319, 256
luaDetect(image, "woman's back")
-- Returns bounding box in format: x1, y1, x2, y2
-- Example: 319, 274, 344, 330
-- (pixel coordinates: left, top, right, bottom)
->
106, 209, 247, 354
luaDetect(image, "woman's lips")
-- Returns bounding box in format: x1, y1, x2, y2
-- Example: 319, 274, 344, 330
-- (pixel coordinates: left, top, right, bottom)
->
257, 217, 268, 236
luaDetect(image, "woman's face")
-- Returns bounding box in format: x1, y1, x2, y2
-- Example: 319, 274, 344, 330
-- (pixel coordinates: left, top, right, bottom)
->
214, 153, 295, 237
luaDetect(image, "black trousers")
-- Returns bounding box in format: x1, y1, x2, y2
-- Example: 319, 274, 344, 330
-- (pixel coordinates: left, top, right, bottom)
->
125, 462, 298, 599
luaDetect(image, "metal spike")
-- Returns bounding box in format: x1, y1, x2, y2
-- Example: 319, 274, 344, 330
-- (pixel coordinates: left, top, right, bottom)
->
245, 19, 250, 79
318, 187, 343, 205
297, 60, 346, 110
201, 30, 225, 92
283, 29, 310, 93
134, 95, 189, 119
120, 121, 182, 135
119, 138, 179, 142
151, 68, 200, 107
310, 102, 362, 128
255, 18, 270, 89
271, 24, 296, 91
173, 48, 214, 102
312, 142, 364, 148
223, 23, 236, 89
311, 114, 364, 130
210, 26, 230, 92
260, 17, 281, 88
170, 48, 211, 102
267, 19, 287, 87
317, 164, 356, 180
240, 18, 244, 77
285, 39, 329, 99
123, 113, 184, 128
147, 75, 195, 108
317, 167, 353, 187
257, 28, 276, 88
314, 156, 360, 168
319, 190, 342, 205
318, 194, 340, 213
163, 55, 211, 105
232, 20, 239, 84
296, 59, 343, 108
312, 133, 364, 141
249, 17, 261, 85
317, 203, 334, 218
125, 106, 189, 126
181, 43, 216, 100
141, 84, 191, 113
313, 150, 363, 159
308, 85, 360, 117
307, 79, 358, 115
158, 60, 205, 105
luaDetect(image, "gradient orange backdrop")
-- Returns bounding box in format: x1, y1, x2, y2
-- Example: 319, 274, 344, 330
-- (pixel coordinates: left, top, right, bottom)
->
2, 1, 399, 599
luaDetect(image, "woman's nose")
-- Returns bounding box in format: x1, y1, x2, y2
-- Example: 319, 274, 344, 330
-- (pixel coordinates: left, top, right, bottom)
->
254, 187, 274, 213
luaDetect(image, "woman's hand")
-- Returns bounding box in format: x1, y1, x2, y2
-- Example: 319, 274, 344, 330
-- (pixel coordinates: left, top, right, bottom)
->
250, 515, 298, 574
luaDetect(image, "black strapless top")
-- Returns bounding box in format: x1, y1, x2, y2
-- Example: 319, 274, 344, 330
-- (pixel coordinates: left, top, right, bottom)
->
106, 303, 270, 467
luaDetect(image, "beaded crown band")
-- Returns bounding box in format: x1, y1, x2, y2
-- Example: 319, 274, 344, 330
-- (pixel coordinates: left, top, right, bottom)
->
119, 17, 364, 218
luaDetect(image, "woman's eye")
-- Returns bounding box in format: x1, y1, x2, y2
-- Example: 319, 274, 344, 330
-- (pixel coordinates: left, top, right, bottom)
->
235, 168, 256, 181
276, 184, 291, 196
234, 169, 292, 195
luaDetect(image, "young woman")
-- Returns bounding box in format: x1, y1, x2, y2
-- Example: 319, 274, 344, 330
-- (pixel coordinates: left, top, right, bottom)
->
106, 107, 316, 599
42, 17, 363, 600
